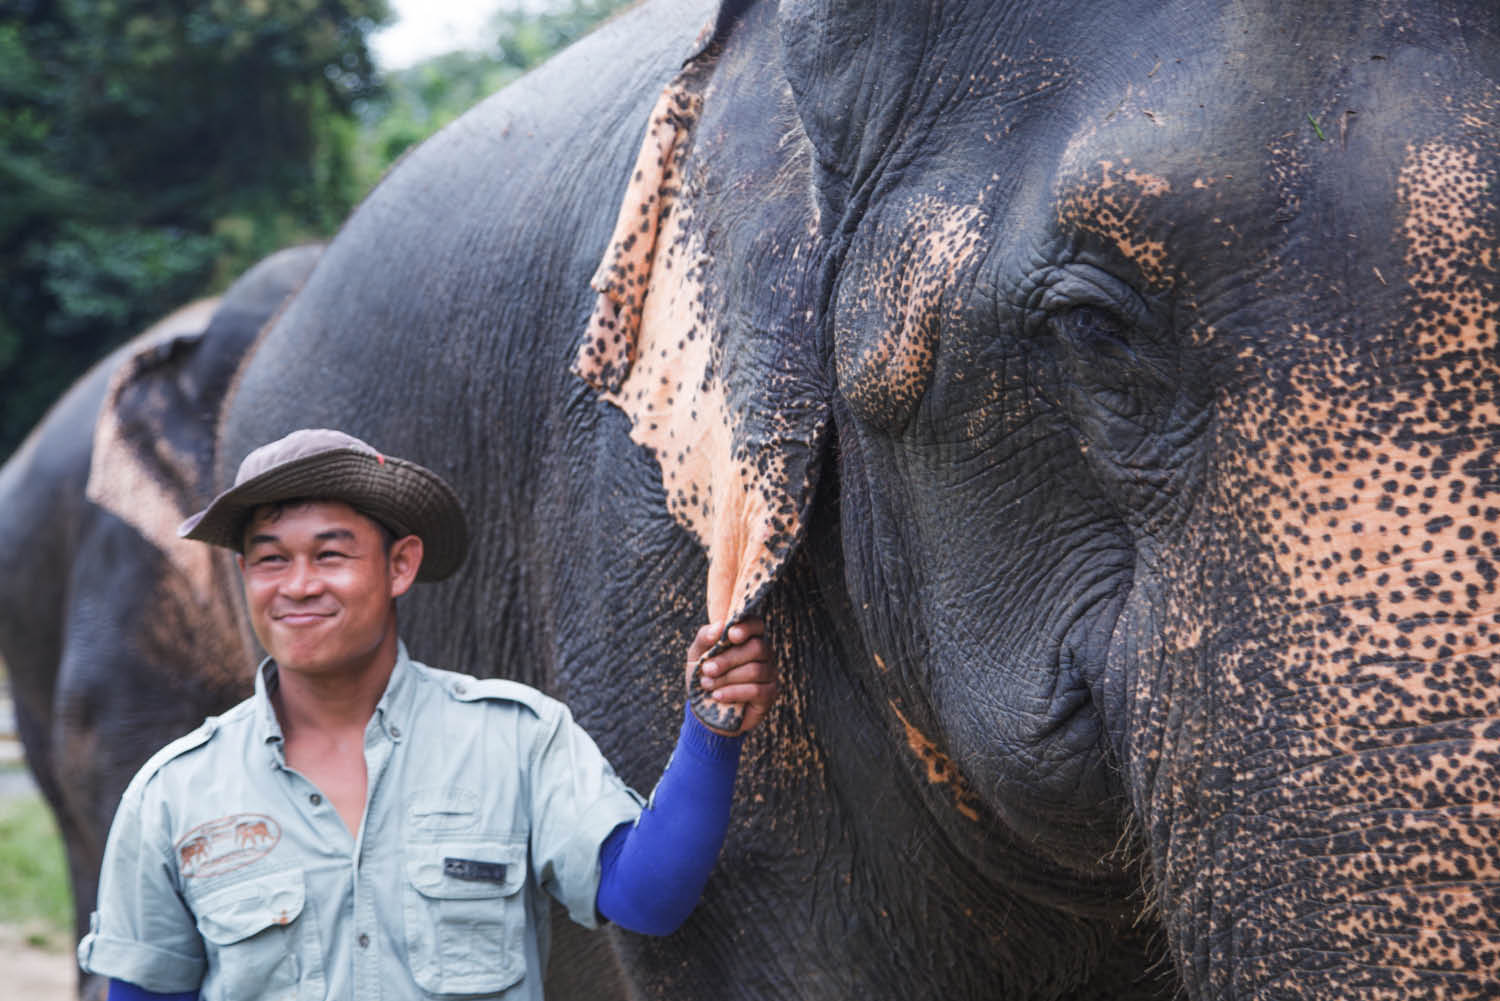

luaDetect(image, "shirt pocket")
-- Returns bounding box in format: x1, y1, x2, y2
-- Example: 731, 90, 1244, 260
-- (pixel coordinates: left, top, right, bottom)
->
193, 868, 319, 1001
403, 837, 528, 996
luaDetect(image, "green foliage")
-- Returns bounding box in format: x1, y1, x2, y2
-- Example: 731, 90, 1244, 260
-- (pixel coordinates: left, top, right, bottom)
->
0, 0, 389, 458
492, 0, 634, 71
0, 0, 631, 462
0, 793, 71, 943
350, 51, 516, 193
349, 1, 633, 193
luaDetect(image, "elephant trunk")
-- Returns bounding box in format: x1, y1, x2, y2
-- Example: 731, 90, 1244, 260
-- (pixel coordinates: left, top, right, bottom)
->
1129, 510, 1500, 996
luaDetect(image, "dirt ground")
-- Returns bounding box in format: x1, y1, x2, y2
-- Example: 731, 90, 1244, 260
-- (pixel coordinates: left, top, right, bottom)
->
0, 924, 75, 1000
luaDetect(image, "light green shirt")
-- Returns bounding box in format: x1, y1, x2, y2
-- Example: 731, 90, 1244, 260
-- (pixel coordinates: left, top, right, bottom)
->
79, 643, 644, 1000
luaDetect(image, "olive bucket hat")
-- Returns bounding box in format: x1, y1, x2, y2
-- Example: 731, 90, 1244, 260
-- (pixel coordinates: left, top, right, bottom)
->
177, 428, 468, 581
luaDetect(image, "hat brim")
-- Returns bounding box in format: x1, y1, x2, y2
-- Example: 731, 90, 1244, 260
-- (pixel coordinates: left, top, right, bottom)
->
178, 448, 468, 581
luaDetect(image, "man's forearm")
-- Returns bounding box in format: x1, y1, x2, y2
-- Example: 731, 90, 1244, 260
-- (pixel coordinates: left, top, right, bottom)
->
108, 980, 198, 1001
595, 709, 743, 934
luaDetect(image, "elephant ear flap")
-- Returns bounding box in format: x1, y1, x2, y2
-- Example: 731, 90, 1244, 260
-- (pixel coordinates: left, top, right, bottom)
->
87, 301, 227, 601
87, 245, 322, 600
575, 80, 701, 395
573, 58, 831, 639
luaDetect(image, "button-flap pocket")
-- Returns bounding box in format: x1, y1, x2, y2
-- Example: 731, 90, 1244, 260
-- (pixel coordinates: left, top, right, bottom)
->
190, 868, 317, 999
196, 868, 307, 945
406, 839, 525, 900
403, 837, 527, 994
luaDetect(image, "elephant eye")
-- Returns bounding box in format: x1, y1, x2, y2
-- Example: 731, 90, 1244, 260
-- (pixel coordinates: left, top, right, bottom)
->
1053, 305, 1135, 364
1027, 288, 1180, 448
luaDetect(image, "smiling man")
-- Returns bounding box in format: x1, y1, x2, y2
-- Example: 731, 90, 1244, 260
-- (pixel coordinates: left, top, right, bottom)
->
78, 428, 779, 1001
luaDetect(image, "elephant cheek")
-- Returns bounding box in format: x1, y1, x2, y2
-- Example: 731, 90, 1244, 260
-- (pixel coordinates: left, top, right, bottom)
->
1125, 505, 1500, 997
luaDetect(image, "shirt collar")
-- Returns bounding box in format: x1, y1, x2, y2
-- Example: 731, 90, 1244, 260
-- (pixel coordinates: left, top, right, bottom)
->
254, 657, 284, 751
373, 640, 415, 744
254, 640, 417, 754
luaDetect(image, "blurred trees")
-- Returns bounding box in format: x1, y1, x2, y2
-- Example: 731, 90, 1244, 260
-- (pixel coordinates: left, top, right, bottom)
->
0, 0, 388, 456
0, 0, 630, 462
352, 0, 632, 191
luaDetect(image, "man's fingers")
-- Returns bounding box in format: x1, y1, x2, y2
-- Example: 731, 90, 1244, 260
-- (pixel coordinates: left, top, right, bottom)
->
704, 680, 779, 705
686, 621, 723, 663
699, 638, 771, 677
699, 657, 774, 689
724, 617, 766, 644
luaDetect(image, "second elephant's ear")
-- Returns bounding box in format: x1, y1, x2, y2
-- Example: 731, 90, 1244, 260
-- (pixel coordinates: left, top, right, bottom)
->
573, 23, 831, 655
87, 300, 227, 601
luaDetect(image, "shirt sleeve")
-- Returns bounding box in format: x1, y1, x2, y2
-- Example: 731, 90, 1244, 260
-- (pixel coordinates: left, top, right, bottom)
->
525, 700, 645, 928
595, 708, 742, 934
78, 779, 206, 993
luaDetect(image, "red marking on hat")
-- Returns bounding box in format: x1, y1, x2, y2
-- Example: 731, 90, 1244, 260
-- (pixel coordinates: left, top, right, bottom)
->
376, 453, 386, 465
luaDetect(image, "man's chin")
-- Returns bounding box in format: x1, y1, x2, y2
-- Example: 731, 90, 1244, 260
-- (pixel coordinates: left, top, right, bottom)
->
265, 636, 346, 675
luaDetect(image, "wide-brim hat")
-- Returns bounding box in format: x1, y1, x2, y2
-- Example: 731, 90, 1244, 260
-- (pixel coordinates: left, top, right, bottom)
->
178, 428, 468, 581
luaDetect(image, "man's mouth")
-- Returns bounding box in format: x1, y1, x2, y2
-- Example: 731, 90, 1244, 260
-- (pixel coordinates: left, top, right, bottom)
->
272, 609, 336, 626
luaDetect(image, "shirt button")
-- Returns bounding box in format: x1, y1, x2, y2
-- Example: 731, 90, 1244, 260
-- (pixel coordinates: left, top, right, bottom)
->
389, 725, 402, 739
454, 682, 467, 695
309, 793, 322, 806
358, 933, 370, 949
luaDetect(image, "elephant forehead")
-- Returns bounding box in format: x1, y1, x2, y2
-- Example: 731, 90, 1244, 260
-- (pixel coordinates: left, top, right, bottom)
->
1054, 160, 1174, 285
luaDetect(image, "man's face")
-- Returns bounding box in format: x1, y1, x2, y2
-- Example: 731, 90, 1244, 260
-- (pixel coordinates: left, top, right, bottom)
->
238, 500, 420, 679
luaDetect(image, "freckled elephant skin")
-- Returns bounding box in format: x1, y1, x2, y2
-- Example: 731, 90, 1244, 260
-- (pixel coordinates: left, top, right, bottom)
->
96, 0, 1500, 998
0, 245, 321, 999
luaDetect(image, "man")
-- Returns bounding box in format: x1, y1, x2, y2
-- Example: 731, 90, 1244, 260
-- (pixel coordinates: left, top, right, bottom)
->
78, 428, 779, 1001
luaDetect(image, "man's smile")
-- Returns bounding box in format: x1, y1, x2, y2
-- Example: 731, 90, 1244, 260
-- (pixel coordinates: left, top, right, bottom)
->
272, 607, 338, 626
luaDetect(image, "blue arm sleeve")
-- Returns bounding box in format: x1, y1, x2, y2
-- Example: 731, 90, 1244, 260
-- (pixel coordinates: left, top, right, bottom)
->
108, 980, 198, 1001
595, 708, 743, 935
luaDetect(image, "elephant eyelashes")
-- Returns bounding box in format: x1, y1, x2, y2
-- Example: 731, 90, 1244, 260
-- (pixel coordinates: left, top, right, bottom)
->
1055, 305, 1134, 364
1035, 297, 1182, 443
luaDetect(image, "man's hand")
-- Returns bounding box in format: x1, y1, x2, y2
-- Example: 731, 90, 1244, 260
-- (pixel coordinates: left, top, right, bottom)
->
685, 618, 778, 737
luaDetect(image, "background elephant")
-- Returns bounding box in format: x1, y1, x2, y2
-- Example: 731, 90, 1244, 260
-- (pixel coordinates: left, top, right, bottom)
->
0, 244, 321, 999
83, 0, 1499, 998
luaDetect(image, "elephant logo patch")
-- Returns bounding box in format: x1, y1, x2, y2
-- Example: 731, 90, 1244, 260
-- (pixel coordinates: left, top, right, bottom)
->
175, 814, 281, 877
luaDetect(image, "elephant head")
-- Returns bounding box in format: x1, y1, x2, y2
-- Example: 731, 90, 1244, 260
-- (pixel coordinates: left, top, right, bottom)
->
584, 0, 1500, 995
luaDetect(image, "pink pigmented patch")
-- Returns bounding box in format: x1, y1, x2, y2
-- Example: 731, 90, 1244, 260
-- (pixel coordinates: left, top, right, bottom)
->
573, 73, 809, 630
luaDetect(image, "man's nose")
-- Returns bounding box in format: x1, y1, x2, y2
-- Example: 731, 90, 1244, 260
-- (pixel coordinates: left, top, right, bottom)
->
281, 558, 325, 597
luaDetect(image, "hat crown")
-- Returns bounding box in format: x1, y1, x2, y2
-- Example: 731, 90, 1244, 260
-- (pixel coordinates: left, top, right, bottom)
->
179, 427, 468, 581
236, 428, 380, 486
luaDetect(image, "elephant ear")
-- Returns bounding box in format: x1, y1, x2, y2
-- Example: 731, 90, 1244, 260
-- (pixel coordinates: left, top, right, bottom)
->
87, 300, 227, 602
573, 10, 831, 725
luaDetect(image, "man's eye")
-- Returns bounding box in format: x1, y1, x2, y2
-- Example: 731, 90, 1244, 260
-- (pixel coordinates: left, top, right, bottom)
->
317, 550, 348, 561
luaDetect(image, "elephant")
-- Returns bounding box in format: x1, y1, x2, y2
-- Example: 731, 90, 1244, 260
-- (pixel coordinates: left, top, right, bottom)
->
0, 244, 321, 999
77, 0, 1500, 998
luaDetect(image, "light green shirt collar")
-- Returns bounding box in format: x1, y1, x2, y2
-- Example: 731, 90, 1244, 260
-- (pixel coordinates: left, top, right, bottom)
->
252, 640, 417, 755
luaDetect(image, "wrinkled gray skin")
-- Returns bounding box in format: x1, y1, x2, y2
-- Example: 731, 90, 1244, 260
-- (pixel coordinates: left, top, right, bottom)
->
0, 246, 321, 999
77, 0, 1500, 998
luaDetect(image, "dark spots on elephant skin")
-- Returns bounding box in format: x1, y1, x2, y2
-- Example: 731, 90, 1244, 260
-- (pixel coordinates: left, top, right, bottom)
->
1118, 105, 1500, 993
572, 65, 822, 637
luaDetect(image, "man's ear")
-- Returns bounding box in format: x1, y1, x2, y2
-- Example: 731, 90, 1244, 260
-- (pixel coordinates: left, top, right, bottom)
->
388, 535, 424, 598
